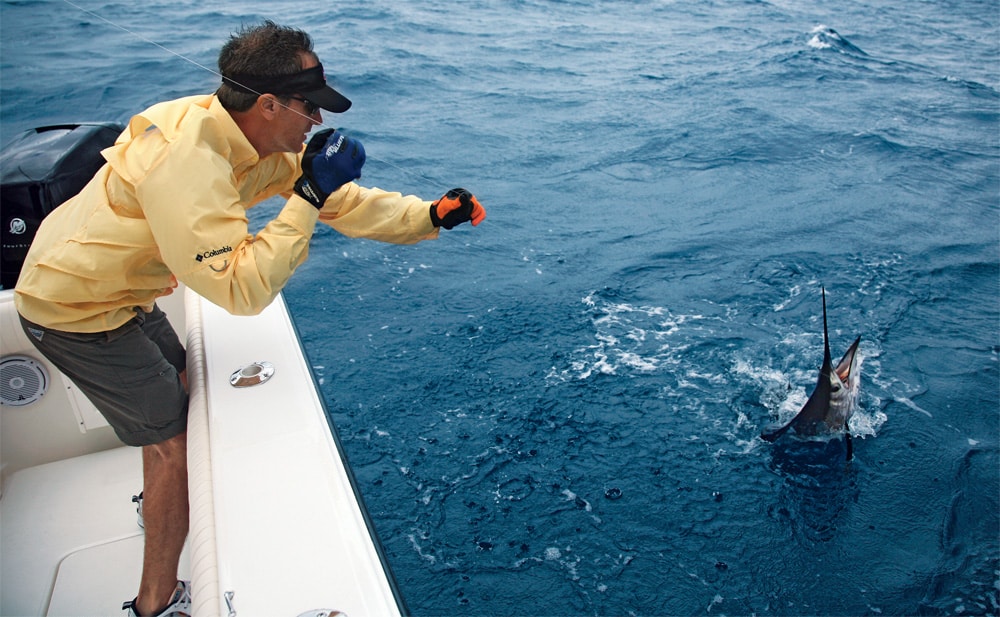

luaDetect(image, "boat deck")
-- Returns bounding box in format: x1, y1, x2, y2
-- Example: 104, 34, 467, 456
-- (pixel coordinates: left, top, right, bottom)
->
1, 288, 403, 616
1, 446, 191, 615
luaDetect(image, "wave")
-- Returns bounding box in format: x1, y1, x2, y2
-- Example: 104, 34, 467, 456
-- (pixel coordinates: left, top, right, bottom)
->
807, 25, 867, 56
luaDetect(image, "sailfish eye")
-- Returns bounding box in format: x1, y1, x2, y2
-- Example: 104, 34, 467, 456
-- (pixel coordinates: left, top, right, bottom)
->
831, 383, 841, 393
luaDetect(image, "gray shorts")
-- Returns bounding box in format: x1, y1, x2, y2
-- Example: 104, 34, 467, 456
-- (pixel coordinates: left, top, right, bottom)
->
19, 305, 188, 447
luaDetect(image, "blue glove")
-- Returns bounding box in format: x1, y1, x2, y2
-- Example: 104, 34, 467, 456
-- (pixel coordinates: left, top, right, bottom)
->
294, 129, 366, 209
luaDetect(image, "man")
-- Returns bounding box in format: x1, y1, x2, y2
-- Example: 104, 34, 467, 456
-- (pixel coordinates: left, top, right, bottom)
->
14, 21, 485, 617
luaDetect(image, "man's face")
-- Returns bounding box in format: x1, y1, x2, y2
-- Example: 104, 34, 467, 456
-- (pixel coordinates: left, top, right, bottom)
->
273, 53, 323, 154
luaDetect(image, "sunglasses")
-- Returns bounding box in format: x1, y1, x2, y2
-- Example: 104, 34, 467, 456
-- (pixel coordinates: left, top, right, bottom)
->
287, 96, 320, 115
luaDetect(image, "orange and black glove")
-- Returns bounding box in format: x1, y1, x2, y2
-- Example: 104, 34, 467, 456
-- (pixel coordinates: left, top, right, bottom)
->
430, 188, 486, 229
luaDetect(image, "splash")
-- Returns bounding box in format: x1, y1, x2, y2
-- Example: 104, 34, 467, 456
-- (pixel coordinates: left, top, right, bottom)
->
741, 349, 885, 439
547, 293, 706, 382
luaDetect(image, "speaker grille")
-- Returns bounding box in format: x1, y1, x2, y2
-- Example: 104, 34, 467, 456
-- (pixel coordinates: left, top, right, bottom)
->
0, 355, 49, 406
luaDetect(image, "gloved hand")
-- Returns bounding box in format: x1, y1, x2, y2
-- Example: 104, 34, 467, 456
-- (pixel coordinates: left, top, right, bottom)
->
430, 188, 486, 229
294, 129, 366, 209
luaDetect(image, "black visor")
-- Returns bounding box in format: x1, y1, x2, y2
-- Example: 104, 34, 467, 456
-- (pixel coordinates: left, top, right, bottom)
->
222, 64, 351, 113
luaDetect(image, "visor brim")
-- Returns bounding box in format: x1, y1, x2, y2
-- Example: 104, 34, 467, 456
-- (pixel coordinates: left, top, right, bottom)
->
302, 86, 352, 113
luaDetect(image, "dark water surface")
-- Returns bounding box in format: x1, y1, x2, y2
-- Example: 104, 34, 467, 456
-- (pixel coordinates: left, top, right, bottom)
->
3, 1, 998, 615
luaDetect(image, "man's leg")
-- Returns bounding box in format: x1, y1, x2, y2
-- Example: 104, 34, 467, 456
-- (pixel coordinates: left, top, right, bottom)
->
19, 309, 190, 615
135, 430, 189, 616
131, 308, 191, 615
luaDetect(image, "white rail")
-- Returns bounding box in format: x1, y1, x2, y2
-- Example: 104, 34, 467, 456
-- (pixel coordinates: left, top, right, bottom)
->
184, 288, 221, 617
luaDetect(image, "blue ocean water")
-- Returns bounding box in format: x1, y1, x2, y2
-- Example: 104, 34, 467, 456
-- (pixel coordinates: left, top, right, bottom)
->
2, 1, 998, 615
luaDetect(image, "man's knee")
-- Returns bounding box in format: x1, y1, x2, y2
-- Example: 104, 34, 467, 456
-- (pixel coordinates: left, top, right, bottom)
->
144, 431, 188, 469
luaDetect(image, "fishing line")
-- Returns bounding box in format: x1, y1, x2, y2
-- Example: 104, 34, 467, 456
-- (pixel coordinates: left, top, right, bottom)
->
60, 0, 445, 188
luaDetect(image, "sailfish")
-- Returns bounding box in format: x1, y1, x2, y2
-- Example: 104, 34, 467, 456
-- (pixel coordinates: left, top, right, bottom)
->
761, 288, 861, 458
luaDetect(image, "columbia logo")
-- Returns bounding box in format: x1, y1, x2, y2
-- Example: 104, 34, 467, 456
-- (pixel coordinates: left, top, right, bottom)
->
195, 246, 233, 262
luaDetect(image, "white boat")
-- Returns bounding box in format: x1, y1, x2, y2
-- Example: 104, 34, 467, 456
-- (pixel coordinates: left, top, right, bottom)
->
0, 125, 405, 616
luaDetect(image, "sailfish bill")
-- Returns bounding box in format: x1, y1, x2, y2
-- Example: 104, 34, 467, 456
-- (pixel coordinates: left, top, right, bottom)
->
761, 287, 861, 458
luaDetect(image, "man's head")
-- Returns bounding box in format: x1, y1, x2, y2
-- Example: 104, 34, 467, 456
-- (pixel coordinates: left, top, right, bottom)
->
218, 21, 351, 157
216, 21, 350, 114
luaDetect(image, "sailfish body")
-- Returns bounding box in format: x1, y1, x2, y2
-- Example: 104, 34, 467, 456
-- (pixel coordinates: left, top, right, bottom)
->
762, 288, 861, 447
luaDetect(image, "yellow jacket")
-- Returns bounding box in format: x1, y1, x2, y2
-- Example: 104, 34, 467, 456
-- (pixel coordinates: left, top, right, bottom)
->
15, 95, 438, 332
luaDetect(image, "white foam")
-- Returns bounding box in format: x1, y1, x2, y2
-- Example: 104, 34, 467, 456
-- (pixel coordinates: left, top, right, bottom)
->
619, 351, 659, 372
561, 488, 591, 512
808, 24, 837, 49
707, 594, 724, 613
553, 295, 709, 381
895, 396, 933, 418
407, 533, 437, 565
808, 35, 832, 50
773, 284, 803, 311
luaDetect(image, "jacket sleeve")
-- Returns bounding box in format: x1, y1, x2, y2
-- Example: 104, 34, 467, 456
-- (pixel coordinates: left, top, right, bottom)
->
314, 182, 440, 244
135, 139, 318, 316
